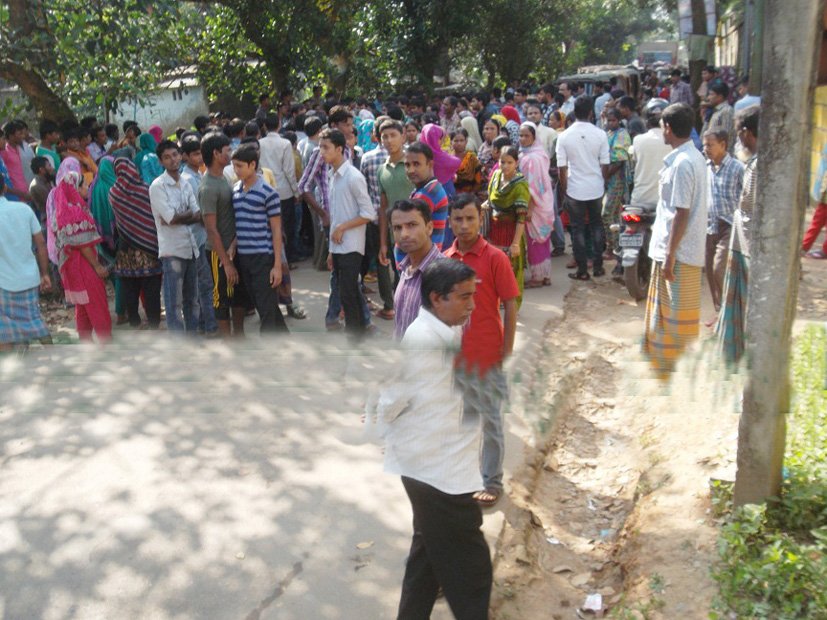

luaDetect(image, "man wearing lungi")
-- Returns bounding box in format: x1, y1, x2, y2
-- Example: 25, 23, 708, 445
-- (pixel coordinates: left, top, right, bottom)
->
644, 103, 708, 379
0, 176, 52, 350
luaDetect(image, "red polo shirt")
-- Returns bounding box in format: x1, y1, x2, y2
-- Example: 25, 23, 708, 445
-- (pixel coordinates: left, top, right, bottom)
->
444, 235, 519, 376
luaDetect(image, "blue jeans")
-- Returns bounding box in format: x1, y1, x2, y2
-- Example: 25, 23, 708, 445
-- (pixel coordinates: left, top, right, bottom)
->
161, 256, 198, 332
551, 212, 566, 251
458, 367, 508, 491
325, 265, 371, 327
195, 243, 217, 333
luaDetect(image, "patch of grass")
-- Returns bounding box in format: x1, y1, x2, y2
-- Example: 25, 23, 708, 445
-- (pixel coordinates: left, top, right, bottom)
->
711, 325, 827, 620
608, 574, 666, 619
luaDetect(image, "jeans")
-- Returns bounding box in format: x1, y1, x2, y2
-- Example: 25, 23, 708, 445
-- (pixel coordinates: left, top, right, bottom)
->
551, 212, 566, 251
195, 243, 218, 333
565, 195, 605, 273
458, 367, 508, 491
325, 270, 371, 326
330, 252, 367, 337
161, 256, 198, 332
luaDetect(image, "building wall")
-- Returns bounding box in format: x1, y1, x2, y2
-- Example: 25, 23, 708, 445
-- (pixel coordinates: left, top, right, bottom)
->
112, 86, 208, 138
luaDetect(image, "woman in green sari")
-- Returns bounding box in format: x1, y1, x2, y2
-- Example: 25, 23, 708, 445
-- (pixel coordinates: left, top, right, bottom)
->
89, 157, 124, 322
484, 145, 529, 307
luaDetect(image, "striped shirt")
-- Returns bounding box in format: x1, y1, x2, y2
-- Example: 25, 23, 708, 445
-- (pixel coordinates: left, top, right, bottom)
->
297, 145, 352, 213
411, 177, 448, 248
393, 243, 445, 339
731, 155, 757, 257
232, 177, 281, 255
706, 154, 744, 234
359, 145, 388, 214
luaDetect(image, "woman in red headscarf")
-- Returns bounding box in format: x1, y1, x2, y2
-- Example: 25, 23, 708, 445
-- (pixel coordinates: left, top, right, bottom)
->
53, 159, 112, 342
500, 106, 522, 146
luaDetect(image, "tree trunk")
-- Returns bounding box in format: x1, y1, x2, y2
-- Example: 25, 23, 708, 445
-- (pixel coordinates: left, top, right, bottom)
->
3, 0, 77, 124
732, 0, 824, 507
0, 61, 77, 125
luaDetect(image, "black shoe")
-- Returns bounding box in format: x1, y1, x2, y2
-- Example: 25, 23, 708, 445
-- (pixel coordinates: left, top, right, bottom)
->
593, 267, 606, 277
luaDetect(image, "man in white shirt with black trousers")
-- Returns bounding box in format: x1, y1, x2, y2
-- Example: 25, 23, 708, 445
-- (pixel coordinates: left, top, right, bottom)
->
319, 128, 375, 340
377, 258, 491, 620
556, 95, 610, 280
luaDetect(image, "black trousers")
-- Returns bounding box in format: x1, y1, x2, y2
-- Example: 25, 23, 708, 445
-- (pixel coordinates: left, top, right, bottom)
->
121, 275, 162, 328
332, 251, 365, 337
565, 195, 605, 273
280, 197, 298, 262
236, 253, 288, 333
363, 222, 394, 310
398, 477, 492, 620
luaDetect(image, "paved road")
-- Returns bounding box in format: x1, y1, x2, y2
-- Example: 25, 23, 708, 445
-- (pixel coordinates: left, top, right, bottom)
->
0, 255, 570, 619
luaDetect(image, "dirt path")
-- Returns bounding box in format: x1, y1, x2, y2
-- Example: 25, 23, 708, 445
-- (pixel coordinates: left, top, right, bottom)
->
491, 250, 825, 619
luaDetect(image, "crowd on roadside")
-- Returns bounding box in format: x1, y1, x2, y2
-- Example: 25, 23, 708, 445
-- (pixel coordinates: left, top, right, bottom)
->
0, 63, 824, 619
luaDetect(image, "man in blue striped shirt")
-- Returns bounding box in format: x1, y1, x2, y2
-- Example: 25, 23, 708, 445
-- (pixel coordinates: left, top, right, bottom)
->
230, 143, 288, 333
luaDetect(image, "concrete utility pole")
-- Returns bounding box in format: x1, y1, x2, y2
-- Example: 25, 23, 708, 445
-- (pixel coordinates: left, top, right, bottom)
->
733, 0, 825, 507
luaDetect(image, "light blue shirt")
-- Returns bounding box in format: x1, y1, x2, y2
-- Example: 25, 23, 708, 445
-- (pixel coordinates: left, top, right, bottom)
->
0, 197, 42, 292
182, 167, 207, 247
328, 160, 375, 255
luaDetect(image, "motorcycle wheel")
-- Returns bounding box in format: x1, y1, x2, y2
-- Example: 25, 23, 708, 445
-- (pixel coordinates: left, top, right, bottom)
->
624, 250, 652, 301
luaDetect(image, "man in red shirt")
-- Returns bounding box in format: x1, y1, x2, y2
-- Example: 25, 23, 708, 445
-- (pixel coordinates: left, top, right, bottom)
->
444, 193, 519, 507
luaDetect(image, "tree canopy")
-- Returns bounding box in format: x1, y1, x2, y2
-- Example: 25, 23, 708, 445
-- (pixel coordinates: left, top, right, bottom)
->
0, 0, 674, 123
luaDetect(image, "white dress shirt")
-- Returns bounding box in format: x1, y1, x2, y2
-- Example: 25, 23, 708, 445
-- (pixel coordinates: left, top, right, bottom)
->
382, 307, 483, 495
555, 120, 610, 201
259, 132, 297, 200
328, 160, 375, 255
149, 171, 200, 259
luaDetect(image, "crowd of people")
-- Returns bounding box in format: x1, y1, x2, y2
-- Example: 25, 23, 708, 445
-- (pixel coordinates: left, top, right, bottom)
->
0, 64, 822, 618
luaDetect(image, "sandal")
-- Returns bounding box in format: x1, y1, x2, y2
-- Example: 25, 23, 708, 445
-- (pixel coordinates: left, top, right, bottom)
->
473, 488, 502, 507
805, 249, 826, 259
525, 279, 544, 288
542, 278, 551, 286
286, 305, 307, 319
376, 308, 395, 320
568, 271, 591, 281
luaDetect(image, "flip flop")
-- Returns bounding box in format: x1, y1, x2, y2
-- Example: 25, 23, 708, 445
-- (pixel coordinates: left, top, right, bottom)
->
473, 488, 501, 507
568, 272, 591, 281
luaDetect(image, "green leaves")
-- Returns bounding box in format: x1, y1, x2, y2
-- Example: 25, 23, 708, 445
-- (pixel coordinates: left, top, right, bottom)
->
712, 325, 827, 619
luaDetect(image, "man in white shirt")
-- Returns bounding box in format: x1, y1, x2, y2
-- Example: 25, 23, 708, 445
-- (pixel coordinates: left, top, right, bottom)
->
630, 112, 674, 208
319, 128, 375, 339
378, 259, 491, 619
558, 80, 576, 116
525, 103, 558, 160
259, 114, 299, 261
644, 103, 708, 379
149, 140, 202, 333
556, 96, 610, 279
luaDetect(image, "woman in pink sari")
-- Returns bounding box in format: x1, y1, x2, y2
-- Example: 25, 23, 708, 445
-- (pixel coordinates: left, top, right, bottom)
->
518, 122, 555, 287
50, 158, 112, 341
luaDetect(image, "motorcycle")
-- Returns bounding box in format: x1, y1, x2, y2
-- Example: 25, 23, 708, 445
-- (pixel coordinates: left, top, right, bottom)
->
612, 204, 656, 301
